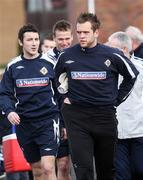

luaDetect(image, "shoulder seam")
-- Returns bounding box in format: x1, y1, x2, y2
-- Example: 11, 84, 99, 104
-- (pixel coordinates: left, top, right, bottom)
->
7, 56, 22, 70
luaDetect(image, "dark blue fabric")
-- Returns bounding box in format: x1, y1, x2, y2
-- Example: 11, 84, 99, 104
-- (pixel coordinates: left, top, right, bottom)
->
0, 111, 11, 143
0, 54, 59, 122
55, 43, 139, 107
134, 43, 143, 59
62, 103, 117, 180
115, 138, 143, 180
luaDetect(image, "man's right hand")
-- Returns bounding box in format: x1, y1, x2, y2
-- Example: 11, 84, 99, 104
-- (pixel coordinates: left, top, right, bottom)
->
64, 97, 71, 104
7, 112, 20, 125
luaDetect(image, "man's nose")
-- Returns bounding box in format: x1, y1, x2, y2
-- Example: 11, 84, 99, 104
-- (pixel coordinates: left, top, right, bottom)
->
80, 32, 85, 38
32, 40, 37, 45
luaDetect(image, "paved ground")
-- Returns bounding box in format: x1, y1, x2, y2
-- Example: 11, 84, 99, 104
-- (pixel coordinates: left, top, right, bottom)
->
70, 158, 97, 180
0, 173, 6, 180
71, 163, 76, 180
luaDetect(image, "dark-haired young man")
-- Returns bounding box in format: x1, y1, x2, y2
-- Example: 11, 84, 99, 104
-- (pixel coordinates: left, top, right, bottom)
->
47, 19, 73, 180
55, 13, 139, 180
0, 24, 60, 180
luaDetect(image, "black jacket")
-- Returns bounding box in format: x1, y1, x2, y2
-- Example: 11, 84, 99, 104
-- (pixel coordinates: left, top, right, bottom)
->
55, 43, 139, 107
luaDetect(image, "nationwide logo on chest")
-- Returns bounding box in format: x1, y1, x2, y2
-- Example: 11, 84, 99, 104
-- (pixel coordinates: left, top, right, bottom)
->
40, 67, 48, 75
71, 71, 106, 80
16, 77, 49, 87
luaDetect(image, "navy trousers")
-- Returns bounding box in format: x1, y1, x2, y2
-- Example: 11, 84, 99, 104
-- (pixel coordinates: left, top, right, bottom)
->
114, 137, 143, 180
62, 103, 117, 180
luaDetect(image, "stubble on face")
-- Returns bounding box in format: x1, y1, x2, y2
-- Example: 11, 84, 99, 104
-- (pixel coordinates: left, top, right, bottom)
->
76, 22, 98, 48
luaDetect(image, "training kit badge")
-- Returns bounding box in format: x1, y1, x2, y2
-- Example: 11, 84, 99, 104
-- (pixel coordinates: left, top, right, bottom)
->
40, 67, 48, 75
104, 59, 111, 67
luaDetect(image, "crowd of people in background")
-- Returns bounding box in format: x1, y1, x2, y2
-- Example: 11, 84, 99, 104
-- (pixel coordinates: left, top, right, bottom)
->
0, 12, 143, 180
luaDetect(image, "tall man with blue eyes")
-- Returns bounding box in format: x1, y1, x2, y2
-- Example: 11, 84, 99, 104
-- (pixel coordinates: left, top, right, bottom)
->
0, 24, 60, 180
55, 13, 139, 180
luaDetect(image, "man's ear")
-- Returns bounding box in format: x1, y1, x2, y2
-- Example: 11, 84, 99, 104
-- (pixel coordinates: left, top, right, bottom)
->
123, 46, 128, 54
94, 29, 99, 38
18, 39, 23, 46
71, 35, 73, 41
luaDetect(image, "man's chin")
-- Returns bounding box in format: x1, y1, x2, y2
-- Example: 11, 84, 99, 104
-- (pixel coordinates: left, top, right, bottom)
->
80, 43, 87, 48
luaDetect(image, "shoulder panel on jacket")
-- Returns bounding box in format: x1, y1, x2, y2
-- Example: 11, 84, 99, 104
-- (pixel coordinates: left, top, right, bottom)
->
7, 55, 22, 70
41, 53, 56, 66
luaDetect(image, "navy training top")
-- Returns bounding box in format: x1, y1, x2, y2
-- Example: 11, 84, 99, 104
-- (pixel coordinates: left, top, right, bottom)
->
0, 53, 59, 122
55, 43, 139, 107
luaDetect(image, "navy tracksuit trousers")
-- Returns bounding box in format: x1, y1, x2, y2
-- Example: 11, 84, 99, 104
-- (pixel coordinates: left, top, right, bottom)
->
62, 103, 117, 180
114, 138, 143, 180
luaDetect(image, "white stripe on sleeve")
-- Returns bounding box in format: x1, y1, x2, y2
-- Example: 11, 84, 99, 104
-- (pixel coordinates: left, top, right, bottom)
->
114, 53, 136, 78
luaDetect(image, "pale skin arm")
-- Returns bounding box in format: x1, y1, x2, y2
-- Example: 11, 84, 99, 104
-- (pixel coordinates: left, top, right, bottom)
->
64, 97, 71, 104
57, 97, 71, 140
61, 98, 71, 139
61, 127, 68, 140
7, 112, 20, 125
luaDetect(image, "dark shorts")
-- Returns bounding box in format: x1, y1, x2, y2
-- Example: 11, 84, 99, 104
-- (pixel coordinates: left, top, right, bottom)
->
16, 115, 60, 163
57, 139, 69, 158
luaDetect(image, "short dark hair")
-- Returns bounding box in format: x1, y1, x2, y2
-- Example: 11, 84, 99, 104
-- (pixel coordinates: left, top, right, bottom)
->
18, 23, 39, 42
52, 19, 72, 37
77, 13, 101, 32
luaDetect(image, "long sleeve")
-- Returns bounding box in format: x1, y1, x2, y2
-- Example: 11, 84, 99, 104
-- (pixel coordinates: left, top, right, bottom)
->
0, 67, 16, 116
55, 44, 139, 107
113, 53, 139, 106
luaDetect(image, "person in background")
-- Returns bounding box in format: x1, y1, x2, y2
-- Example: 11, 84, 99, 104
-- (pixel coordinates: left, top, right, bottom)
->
46, 19, 73, 180
0, 23, 60, 180
55, 12, 139, 180
108, 31, 143, 180
125, 26, 143, 59
41, 34, 56, 53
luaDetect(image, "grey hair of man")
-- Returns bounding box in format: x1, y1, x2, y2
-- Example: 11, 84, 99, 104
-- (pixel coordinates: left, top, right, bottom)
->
108, 31, 132, 53
125, 26, 143, 43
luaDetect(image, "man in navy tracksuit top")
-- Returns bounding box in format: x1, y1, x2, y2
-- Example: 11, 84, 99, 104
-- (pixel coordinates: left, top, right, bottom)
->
0, 24, 59, 180
55, 13, 139, 180
46, 20, 73, 180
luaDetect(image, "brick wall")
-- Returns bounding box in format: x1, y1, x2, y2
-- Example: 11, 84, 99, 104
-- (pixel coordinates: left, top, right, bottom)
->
68, 0, 143, 43
1, 0, 143, 65
0, 0, 25, 65
95, 0, 143, 43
